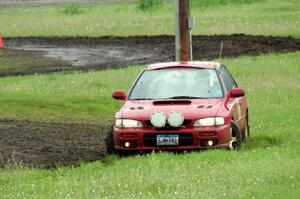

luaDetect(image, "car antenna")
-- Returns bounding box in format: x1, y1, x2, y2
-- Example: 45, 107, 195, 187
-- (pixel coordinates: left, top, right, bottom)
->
218, 41, 224, 63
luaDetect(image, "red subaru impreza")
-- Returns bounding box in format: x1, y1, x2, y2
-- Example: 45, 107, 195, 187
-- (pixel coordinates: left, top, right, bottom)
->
106, 61, 249, 153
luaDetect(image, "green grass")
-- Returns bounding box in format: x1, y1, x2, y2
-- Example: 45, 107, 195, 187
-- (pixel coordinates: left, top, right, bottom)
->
1, 147, 299, 198
0, 0, 299, 37
0, 52, 300, 198
189, 0, 264, 7
1, 0, 299, 197
0, 65, 142, 124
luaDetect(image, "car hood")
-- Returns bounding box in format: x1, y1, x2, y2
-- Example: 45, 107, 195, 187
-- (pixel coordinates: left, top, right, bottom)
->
117, 99, 225, 121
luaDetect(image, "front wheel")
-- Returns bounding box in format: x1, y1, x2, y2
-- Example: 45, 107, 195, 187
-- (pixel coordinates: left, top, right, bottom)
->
229, 120, 242, 150
105, 127, 116, 154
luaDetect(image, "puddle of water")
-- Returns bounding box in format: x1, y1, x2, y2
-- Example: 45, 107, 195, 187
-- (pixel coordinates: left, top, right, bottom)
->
9, 44, 156, 67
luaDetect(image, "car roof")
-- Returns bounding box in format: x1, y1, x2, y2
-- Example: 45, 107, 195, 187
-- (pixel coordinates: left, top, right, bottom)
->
146, 61, 221, 70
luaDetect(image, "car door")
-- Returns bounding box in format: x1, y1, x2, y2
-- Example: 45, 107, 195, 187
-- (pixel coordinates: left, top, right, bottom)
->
219, 65, 247, 128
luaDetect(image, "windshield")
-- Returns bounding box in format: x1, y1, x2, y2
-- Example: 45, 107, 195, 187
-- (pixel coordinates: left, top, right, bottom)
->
129, 68, 223, 100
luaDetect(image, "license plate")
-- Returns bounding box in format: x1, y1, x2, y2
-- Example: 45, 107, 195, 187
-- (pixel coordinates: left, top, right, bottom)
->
157, 134, 179, 146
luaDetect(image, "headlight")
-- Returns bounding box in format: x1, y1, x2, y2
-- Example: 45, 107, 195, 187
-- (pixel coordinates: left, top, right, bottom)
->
194, 117, 224, 127
115, 119, 143, 128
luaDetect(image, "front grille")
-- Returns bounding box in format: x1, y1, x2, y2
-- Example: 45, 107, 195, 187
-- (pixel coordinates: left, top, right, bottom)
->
144, 133, 193, 147
144, 120, 192, 128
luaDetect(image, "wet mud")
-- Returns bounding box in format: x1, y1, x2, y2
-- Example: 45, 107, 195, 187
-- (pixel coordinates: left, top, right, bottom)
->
0, 120, 108, 168
3, 34, 300, 76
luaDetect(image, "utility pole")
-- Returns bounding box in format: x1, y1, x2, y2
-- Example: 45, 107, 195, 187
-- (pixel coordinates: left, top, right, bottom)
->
175, 0, 194, 62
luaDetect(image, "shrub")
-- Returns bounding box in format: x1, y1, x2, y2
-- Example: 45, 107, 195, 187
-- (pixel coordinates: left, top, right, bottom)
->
61, 3, 83, 16
136, 0, 164, 11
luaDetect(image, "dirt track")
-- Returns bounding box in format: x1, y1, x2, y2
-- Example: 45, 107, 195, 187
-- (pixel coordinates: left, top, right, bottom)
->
3, 34, 300, 76
0, 120, 107, 168
1, 34, 300, 168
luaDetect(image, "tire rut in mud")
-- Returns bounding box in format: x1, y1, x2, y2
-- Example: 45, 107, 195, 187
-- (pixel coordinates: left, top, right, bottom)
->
0, 120, 108, 168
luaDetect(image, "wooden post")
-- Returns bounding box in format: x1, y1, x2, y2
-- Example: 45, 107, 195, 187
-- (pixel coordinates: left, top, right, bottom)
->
175, 0, 190, 61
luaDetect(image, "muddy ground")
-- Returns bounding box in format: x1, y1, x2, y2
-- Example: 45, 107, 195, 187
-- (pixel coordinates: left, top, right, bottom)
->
1, 34, 300, 168
0, 120, 108, 168
3, 34, 300, 76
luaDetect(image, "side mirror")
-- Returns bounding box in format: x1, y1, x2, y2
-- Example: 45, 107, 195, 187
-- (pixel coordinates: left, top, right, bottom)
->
112, 90, 126, 100
229, 87, 245, 98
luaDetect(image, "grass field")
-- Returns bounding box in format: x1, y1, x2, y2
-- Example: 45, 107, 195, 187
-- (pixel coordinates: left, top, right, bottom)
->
0, 52, 299, 198
1, 0, 300, 197
0, 0, 299, 37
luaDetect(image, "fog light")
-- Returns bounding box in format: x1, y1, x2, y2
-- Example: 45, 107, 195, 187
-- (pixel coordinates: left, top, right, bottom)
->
124, 142, 130, 148
207, 140, 214, 146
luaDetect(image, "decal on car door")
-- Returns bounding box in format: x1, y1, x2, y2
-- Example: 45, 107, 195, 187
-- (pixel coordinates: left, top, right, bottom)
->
237, 100, 241, 120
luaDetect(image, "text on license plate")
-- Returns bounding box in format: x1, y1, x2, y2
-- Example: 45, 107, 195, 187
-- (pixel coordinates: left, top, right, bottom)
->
157, 134, 179, 146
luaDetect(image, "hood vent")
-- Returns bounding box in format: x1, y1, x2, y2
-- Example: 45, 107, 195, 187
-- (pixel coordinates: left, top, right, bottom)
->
153, 100, 191, 106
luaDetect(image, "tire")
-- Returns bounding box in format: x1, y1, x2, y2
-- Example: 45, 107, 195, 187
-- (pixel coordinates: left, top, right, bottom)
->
105, 127, 116, 154
242, 116, 250, 142
229, 120, 242, 150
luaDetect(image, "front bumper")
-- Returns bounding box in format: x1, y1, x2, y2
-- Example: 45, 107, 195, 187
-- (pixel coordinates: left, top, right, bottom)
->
113, 124, 231, 151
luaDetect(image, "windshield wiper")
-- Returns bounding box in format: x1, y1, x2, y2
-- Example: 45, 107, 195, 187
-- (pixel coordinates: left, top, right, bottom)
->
166, 96, 207, 99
